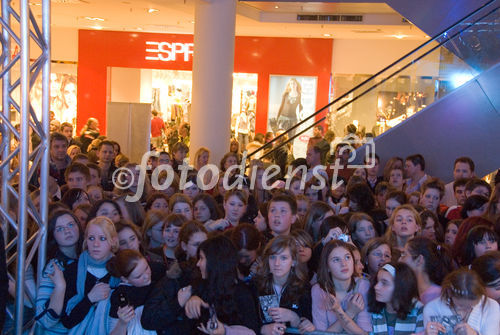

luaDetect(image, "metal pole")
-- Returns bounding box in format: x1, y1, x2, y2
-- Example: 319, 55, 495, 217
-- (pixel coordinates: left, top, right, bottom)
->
15, 0, 30, 332
36, 0, 50, 290
1, 0, 12, 245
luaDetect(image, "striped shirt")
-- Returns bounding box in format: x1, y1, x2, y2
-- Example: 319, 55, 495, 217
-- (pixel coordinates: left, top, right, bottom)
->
371, 301, 424, 335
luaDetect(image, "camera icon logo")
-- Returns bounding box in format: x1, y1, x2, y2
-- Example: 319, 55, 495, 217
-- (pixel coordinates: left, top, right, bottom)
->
331, 137, 376, 169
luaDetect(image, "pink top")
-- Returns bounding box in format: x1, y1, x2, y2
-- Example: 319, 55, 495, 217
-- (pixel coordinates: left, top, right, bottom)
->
311, 278, 372, 332
420, 284, 441, 305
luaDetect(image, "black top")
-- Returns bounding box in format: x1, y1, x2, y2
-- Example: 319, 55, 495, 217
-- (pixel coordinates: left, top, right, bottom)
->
194, 280, 261, 335
141, 277, 192, 335
60, 262, 112, 329
109, 283, 155, 318
258, 280, 312, 326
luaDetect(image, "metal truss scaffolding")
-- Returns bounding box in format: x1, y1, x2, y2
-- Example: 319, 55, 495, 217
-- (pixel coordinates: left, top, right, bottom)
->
1, 0, 50, 334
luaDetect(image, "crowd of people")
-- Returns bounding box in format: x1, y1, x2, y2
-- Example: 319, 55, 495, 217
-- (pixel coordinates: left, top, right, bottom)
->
1, 116, 500, 335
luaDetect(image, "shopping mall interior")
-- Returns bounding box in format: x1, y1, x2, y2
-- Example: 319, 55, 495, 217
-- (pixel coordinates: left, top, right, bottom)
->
17, 0, 497, 176
1, 0, 500, 334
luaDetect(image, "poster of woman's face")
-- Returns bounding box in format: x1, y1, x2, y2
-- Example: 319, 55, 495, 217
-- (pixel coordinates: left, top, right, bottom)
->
30, 73, 78, 124
267, 75, 317, 158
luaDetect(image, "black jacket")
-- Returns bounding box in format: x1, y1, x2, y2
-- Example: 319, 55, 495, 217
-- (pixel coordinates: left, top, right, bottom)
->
141, 277, 192, 335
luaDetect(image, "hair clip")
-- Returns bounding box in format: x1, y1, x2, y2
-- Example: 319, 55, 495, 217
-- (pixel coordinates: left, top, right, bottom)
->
451, 285, 468, 296
382, 263, 396, 278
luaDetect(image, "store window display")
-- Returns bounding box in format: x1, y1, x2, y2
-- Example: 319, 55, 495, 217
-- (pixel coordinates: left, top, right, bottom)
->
276, 78, 303, 137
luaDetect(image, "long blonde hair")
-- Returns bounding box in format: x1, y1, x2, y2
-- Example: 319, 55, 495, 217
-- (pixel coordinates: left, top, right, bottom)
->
194, 147, 210, 170
384, 204, 422, 247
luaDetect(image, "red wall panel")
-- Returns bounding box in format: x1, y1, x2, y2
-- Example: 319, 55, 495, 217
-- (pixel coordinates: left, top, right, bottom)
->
77, 30, 333, 135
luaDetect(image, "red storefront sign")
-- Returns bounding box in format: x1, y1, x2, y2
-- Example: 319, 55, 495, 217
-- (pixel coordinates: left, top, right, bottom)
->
77, 29, 333, 134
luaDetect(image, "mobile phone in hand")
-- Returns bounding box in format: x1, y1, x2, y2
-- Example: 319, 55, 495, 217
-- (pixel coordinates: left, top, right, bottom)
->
118, 292, 129, 307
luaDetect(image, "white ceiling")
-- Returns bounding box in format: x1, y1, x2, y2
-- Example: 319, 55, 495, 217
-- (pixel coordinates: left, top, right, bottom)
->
27, 0, 427, 40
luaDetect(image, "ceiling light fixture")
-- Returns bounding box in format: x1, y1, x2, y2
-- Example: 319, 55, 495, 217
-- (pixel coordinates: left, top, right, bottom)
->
323, 33, 331, 37
274, 5, 279, 9
191, 20, 195, 24
148, 8, 159, 13
392, 34, 407, 39
85, 16, 105, 21
92, 25, 103, 30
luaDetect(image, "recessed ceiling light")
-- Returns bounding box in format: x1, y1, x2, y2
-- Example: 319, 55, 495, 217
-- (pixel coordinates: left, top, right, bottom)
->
92, 25, 103, 30
85, 16, 105, 21
136, 27, 143, 31
323, 33, 331, 37
425, 35, 430, 38
191, 20, 195, 24
274, 5, 279, 9
148, 8, 159, 13
29, 2, 41, 6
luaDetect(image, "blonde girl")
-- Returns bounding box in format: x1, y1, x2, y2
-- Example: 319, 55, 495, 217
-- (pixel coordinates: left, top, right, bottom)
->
384, 204, 422, 251
61, 217, 120, 334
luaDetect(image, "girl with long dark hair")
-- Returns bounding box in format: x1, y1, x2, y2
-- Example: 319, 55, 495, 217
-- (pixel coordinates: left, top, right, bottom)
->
183, 235, 261, 334
35, 210, 83, 334
399, 237, 452, 304
257, 235, 315, 335
368, 262, 424, 334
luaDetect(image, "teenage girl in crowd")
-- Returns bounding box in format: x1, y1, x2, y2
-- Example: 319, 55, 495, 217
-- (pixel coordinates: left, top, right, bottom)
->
471, 251, 500, 304
253, 202, 269, 233
87, 199, 122, 224
205, 189, 247, 232
383, 191, 407, 232
462, 225, 498, 266
257, 236, 315, 335
312, 240, 372, 334
368, 262, 424, 334
349, 213, 378, 250
166, 221, 207, 286
169, 193, 194, 220
146, 213, 185, 270
290, 229, 314, 281
184, 235, 261, 334
361, 237, 393, 278
385, 204, 421, 251
142, 210, 168, 250
303, 201, 333, 242
423, 268, 500, 335
60, 217, 120, 334
399, 237, 452, 304
141, 225, 207, 335
35, 210, 83, 334
115, 220, 143, 252
230, 223, 262, 282
106, 250, 157, 335
193, 193, 222, 225
419, 210, 444, 243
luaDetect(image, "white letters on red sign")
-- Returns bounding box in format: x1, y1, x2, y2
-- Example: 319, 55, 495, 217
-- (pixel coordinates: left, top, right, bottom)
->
145, 41, 194, 62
